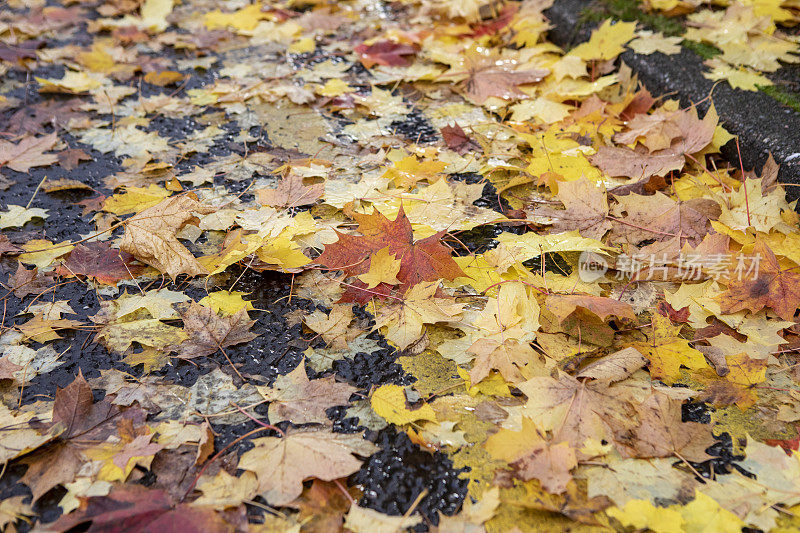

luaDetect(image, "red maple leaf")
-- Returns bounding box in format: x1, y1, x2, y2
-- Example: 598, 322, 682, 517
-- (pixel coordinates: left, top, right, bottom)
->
441, 123, 481, 155
354, 41, 418, 68
51, 485, 234, 533
57, 242, 143, 285
316, 206, 464, 302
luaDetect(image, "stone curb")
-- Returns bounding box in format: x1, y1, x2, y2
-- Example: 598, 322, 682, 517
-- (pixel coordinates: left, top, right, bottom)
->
544, 0, 800, 202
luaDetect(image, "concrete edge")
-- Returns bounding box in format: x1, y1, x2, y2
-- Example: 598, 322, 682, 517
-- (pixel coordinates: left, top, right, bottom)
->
544, 0, 800, 202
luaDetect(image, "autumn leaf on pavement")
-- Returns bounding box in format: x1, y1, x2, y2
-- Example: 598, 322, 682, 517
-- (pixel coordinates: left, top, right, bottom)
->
0, 204, 48, 229
17, 313, 83, 343
609, 192, 720, 246
381, 155, 448, 189
576, 347, 647, 382
635, 314, 709, 384
511, 440, 578, 495
370, 384, 437, 425
459, 51, 549, 104
175, 302, 258, 359
591, 105, 718, 179
614, 108, 684, 152
120, 193, 213, 279
237, 428, 378, 506
57, 242, 144, 285
0, 40, 43, 63
0, 355, 23, 380
52, 485, 232, 533
0, 132, 58, 172
316, 206, 464, 302
0, 235, 21, 256
57, 148, 91, 170
296, 479, 359, 533
569, 19, 636, 61
255, 173, 323, 208
0, 404, 54, 466
719, 240, 800, 321
0, 496, 32, 531
545, 294, 636, 345
4, 263, 53, 298
620, 391, 714, 462
698, 353, 767, 409
20, 373, 139, 500
468, 338, 537, 384
517, 372, 639, 458
441, 123, 481, 155
531, 178, 611, 239
357, 247, 402, 289
354, 40, 419, 68
257, 361, 356, 424
344, 505, 422, 532
303, 304, 356, 350
373, 281, 464, 350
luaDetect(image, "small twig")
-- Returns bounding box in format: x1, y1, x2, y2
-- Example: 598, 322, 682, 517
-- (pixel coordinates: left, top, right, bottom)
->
735, 138, 752, 228
25, 175, 47, 209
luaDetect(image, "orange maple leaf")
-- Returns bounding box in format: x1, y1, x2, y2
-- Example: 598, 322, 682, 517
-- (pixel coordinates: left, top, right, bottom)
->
316, 206, 464, 302
719, 240, 800, 321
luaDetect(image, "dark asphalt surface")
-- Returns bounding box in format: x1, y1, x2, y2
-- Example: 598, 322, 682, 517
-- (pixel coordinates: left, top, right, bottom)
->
0, 54, 469, 533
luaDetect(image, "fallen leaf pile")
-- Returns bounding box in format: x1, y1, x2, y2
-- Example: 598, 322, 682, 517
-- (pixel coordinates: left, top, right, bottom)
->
639, 0, 800, 91
1, 0, 800, 531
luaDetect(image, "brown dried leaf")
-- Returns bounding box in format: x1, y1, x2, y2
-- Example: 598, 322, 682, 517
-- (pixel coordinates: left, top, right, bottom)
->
622, 391, 714, 462
610, 192, 719, 246
461, 52, 549, 104
576, 347, 647, 382
511, 441, 578, 494
120, 194, 212, 279
719, 240, 800, 321
591, 106, 717, 178
0, 132, 58, 172
532, 178, 611, 239
176, 302, 258, 359
255, 173, 323, 208
238, 428, 378, 506
258, 361, 357, 425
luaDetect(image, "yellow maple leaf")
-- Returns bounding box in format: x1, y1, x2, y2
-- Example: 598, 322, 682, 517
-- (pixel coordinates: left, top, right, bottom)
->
316, 78, 352, 97
358, 247, 402, 288
370, 384, 436, 425
35, 71, 104, 94
289, 36, 315, 54
256, 232, 311, 270
569, 20, 637, 62
102, 185, 171, 215
680, 491, 745, 532
374, 281, 464, 349
636, 313, 708, 384
199, 291, 255, 315
510, 97, 573, 124
628, 31, 682, 55
607, 499, 684, 533
203, 3, 271, 32
456, 367, 512, 398
484, 416, 543, 462
703, 58, 773, 91
381, 155, 447, 189
19, 239, 73, 269
140, 0, 174, 32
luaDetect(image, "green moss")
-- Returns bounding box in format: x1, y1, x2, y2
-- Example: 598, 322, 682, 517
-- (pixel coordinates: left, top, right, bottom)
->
757, 84, 800, 113
681, 39, 721, 59
577, 0, 800, 114
578, 0, 684, 36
